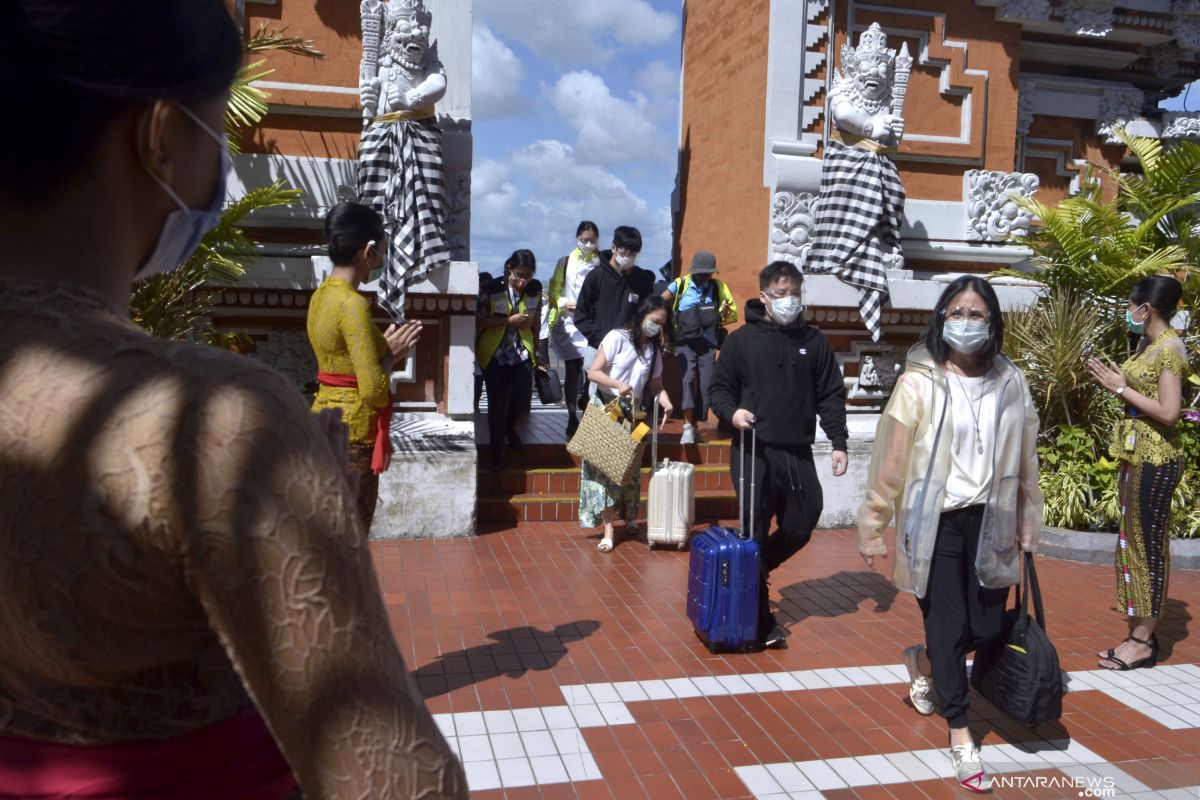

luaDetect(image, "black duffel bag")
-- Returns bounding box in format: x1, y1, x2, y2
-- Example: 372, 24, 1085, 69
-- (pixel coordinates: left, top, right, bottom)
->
535, 367, 563, 405
970, 552, 1063, 727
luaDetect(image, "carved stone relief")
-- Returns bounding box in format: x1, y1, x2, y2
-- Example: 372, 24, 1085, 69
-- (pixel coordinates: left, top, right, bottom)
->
1096, 88, 1144, 144
770, 191, 818, 268
995, 0, 1051, 23
1061, 0, 1115, 37
964, 171, 1040, 242
1146, 42, 1182, 80
251, 330, 318, 397
1017, 79, 1037, 137
847, 349, 904, 401
1175, 0, 1200, 50
443, 169, 471, 262
1162, 112, 1200, 140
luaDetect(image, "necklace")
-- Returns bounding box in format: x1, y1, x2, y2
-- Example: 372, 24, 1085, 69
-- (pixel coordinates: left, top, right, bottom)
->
950, 367, 991, 455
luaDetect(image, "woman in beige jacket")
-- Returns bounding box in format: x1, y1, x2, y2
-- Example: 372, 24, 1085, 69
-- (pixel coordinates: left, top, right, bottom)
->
858, 276, 1042, 791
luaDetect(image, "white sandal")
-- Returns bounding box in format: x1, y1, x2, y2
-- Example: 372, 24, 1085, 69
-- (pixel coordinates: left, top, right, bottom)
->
597, 538, 613, 552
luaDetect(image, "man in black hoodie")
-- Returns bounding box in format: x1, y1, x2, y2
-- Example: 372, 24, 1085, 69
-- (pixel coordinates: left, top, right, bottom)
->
710, 260, 849, 648
573, 226, 657, 401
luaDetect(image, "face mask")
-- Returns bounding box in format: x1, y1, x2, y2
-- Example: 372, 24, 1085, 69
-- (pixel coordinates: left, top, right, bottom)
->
694, 275, 711, 285
641, 320, 662, 338
613, 253, 635, 271
1126, 305, 1147, 335
943, 319, 990, 355
768, 295, 802, 326
136, 105, 228, 280
577, 239, 597, 255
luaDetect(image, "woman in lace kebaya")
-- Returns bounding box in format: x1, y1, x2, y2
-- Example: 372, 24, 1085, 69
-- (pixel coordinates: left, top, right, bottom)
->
0, 2, 465, 798
1088, 276, 1190, 671
308, 202, 421, 531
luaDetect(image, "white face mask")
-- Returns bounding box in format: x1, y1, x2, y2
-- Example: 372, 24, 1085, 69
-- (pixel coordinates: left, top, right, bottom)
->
613, 253, 636, 271
136, 105, 229, 280
943, 319, 990, 355
641, 319, 662, 338
767, 295, 802, 326
576, 239, 598, 255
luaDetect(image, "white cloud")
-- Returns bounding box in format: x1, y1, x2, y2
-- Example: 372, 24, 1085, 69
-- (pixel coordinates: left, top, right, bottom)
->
476, 0, 678, 65
470, 140, 673, 279
634, 60, 679, 100
546, 70, 673, 167
472, 25, 527, 120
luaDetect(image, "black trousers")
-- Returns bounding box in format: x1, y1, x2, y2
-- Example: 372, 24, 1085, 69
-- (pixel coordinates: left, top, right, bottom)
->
675, 339, 716, 420
564, 357, 586, 422
483, 359, 532, 459
730, 440, 823, 637
918, 505, 1010, 729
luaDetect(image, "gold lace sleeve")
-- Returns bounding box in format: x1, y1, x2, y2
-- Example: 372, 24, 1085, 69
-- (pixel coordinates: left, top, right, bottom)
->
337, 294, 390, 409
184, 369, 465, 799
1157, 338, 1190, 379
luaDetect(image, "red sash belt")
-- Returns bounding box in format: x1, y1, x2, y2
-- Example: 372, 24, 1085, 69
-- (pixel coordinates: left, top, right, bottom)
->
0, 710, 295, 800
317, 370, 393, 474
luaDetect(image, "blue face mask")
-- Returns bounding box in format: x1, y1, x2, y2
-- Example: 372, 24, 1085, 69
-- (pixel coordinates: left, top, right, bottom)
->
136, 105, 229, 280
1125, 305, 1148, 335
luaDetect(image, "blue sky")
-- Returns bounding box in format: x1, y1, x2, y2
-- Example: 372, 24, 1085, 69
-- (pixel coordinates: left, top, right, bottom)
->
469, 0, 682, 281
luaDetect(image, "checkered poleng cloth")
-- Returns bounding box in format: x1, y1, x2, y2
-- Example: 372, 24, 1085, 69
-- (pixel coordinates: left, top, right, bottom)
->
358, 117, 451, 322
806, 140, 906, 341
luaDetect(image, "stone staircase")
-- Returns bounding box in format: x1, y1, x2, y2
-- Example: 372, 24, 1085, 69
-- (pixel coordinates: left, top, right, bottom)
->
475, 410, 739, 526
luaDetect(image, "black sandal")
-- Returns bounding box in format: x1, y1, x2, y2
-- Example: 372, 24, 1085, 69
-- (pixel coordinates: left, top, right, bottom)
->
1099, 633, 1158, 671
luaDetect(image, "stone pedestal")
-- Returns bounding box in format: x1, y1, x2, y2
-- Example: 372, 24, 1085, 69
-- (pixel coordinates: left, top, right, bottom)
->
813, 415, 878, 529
373, 413, 477, 538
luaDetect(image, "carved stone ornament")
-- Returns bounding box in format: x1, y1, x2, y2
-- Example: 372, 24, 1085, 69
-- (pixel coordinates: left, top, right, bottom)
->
1096, 88, 1144, 144
1146, 42, 1182, 80
1174, 0, 1200, 51
1017, 79, 1037, 137
1162, 112, 1200, 140
252, 331, 319, 397
771, 191, 818, 268
848, 350, 903, 401
1061, 0, 1115, 37
964, 170, 1040, 242
444, 170, 471, 262
995, 0, 1051, 23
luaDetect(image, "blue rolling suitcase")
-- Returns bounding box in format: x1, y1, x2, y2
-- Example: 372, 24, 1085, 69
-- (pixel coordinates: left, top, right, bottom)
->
686, 427, 761, 653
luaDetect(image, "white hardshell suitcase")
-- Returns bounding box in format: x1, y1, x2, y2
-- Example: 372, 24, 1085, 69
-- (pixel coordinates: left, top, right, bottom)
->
646, 401, 695, 550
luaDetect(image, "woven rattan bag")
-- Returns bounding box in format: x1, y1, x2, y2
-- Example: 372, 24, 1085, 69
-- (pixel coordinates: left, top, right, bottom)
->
567, 398, 650, 486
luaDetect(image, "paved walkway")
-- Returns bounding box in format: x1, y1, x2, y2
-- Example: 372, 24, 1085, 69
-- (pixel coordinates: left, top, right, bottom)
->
372, 525, 1200, 799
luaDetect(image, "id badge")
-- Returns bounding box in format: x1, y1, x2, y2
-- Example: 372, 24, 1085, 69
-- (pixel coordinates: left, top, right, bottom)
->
1124, 431, 1137, 452
492, 298, 508, 315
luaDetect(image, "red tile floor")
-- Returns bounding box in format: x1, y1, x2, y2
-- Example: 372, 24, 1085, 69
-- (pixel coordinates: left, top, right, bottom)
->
372, 525, 1200, 798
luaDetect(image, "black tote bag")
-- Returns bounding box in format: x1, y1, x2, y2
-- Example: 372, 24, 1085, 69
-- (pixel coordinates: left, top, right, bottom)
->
535, 368, 563, 405
970, 552, 1063, 727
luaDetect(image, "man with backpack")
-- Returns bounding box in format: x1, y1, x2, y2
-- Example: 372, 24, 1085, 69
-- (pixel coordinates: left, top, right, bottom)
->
661, 251, 737, 443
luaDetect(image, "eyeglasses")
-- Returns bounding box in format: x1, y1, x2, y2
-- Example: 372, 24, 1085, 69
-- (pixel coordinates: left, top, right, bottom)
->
763, 290, 802, 299
945, 308, 990, 323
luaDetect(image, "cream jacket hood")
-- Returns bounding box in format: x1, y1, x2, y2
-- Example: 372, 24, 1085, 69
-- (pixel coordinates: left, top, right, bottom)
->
857, 344, 1043, 597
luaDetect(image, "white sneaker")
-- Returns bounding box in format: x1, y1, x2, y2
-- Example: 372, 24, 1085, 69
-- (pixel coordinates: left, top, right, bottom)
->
680, 424, 696, 444
950, 741, 990, 792
902, 644, 935, 716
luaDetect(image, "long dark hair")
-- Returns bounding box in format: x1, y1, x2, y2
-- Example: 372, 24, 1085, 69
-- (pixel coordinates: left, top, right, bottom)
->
621, 295, 674, 353
325, 202, 385, 266
922, 275, 1005, 365
2, 1, 242, 202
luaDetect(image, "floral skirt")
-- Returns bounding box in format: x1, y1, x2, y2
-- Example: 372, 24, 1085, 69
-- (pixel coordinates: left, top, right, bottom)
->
1115, 458, 1183, 618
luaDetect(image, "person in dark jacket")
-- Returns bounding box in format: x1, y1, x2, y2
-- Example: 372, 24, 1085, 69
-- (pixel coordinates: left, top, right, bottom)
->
572, 226, 656, 401
709, 260, 849, 649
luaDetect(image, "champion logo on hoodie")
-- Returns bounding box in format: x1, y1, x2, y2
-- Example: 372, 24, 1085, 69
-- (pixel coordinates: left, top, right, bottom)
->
798, 348, 808, 355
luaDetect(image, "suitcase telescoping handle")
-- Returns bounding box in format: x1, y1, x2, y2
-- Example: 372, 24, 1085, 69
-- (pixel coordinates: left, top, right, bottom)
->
737, 424, 756, 540
651, 397, 658, 472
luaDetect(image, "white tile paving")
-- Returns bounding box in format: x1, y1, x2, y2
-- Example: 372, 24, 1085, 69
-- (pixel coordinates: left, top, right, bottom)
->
440, 659, 1200, 793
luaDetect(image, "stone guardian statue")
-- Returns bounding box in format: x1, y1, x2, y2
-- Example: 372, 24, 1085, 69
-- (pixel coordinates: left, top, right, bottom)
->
358, 0, 450, 321
806, 22, 911, 342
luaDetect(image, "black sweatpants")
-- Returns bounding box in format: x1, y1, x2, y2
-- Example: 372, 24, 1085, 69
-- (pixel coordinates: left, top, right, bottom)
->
918, 505, 1010, 729
564, 357, 585, 422
483, 360, 532, 460
729, 439, 823, 638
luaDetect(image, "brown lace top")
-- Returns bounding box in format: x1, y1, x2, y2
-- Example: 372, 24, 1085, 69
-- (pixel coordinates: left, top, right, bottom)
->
0, 280, 464, 798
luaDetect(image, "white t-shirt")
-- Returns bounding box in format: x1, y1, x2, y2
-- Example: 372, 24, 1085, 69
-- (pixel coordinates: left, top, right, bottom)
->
599, 329, 662, 400
943, 370, 998, 510
553, 250, 599, 359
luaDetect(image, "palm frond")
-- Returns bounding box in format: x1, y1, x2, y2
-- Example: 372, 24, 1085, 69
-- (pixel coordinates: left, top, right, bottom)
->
246, 21, 326, 59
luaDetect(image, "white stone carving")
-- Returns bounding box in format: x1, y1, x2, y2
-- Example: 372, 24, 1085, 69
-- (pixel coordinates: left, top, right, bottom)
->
1061, 0, 1115, 37
771, 191, 818, 267
847, 349, 903, 401
444, 169, 470, 261
1017, 79, 1037, 136
1174, 0, 1200, 50
252, 330, 318, 396
1162, 112, 1200, 140
1146, 42, 1182, 79
964, 170, 1040, 242
1096, 88, 1144, 144
994, 0, 1051, 23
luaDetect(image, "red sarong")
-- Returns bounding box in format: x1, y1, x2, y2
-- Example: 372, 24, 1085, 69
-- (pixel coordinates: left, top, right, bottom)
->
317, 370, 393, 474
0, 710, 296, 800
